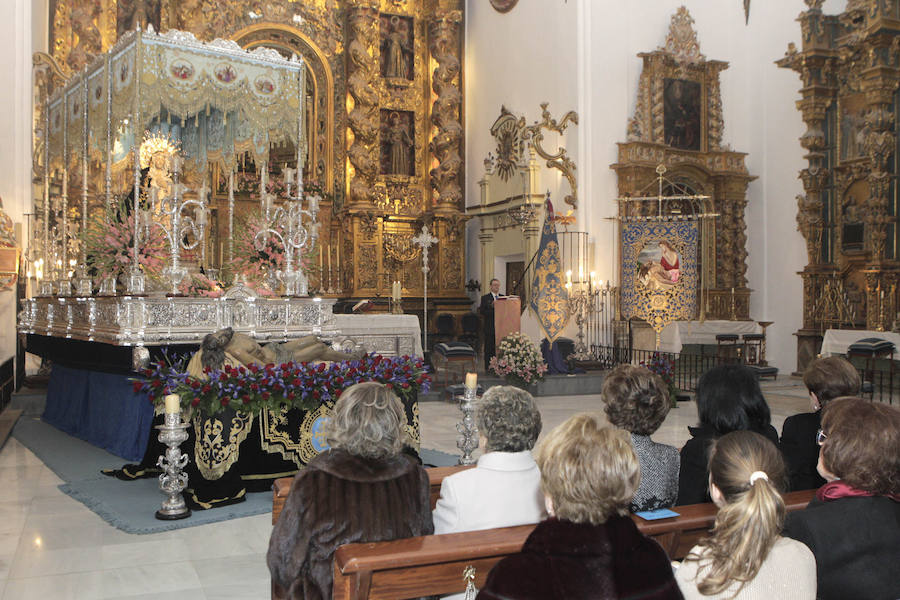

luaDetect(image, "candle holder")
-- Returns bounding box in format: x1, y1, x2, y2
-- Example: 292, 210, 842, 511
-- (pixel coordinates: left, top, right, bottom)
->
155, 411, 191, 521
456, 384, 479, 465
390, 297, 403, 314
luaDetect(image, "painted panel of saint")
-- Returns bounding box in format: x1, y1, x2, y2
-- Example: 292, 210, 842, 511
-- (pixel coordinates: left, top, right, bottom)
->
380, 110, 415, 176
380, 14, 414, 81
663, 78, 702, 151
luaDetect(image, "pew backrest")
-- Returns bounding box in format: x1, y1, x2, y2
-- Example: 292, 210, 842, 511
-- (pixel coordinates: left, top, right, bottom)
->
329, 489, 816, 600
271, 464, 474, 525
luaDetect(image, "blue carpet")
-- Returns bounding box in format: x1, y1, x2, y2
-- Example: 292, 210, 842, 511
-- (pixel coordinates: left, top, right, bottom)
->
11, 416, 458, 534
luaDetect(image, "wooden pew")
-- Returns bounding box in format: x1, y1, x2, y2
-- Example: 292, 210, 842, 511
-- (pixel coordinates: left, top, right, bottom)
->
271, 464, 474, 525
330, 489, 816, 600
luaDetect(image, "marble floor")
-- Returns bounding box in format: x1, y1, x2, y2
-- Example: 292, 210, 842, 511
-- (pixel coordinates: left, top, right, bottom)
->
0, 377, 811, 599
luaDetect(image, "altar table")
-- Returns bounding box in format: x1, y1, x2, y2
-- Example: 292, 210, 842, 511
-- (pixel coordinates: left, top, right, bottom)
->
820, 329, 900, 357
657, 320, 761, 354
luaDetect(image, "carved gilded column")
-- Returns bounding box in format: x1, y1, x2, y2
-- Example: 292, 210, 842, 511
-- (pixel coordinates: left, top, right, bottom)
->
428, 1, 463, 215
346, 0, 380, 212
862, 93, 897, 262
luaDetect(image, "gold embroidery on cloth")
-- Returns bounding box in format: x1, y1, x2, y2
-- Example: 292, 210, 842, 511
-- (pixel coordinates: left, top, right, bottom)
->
193, 411, 254, 480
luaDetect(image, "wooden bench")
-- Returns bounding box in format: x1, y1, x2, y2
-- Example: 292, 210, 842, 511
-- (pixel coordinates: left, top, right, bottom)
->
272, 464, 474, 525
329, 489, 816, 600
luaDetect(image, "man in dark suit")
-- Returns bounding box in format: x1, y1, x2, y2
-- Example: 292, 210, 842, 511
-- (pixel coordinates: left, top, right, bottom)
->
479, 278, 501, 371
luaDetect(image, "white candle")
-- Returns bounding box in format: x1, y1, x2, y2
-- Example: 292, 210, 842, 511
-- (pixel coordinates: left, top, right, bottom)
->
164, 394, 180, 414
465, 372, 477, 390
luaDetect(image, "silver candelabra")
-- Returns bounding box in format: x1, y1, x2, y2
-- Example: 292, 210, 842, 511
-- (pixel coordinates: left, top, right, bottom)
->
149, 157, 208, 295
254, 169, 320, 297
155, 411, 191, 520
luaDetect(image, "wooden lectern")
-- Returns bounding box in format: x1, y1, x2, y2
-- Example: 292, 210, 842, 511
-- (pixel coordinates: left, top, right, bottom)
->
494, 296, 521, 346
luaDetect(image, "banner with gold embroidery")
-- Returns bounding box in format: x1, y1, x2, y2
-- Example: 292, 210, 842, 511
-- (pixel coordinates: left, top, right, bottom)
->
530, 197, 569, 342
620, 221, 699, 335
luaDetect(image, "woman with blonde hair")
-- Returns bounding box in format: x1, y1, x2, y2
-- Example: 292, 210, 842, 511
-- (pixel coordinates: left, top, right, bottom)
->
477, 413, 681, 600
267, 382, 433, 600
675, 431, 816, 599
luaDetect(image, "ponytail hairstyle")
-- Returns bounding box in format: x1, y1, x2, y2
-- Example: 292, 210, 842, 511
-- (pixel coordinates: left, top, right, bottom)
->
687, 430, 788, 596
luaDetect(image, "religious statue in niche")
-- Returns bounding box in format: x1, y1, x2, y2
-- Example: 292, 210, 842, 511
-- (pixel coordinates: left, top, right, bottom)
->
839, 94, 868, 162
637, 240, 681, 291
381, 110, 415, 176
117, 0, 162, 40
663, 78, 702, 151
381, 14, 414, 81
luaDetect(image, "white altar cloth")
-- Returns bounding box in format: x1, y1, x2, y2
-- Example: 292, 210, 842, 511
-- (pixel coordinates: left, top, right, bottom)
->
820, 329, 900, 357
658, 320, 761, 354
334, 314, 423, 357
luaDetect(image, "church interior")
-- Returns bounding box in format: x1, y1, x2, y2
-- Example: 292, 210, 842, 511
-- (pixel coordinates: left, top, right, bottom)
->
0, 0, 898, 598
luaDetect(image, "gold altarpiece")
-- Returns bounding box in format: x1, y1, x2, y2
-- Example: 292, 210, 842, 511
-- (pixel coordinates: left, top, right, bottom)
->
612, 7, 756, 321
40, 0, 467, 326
778, 0, 900, 371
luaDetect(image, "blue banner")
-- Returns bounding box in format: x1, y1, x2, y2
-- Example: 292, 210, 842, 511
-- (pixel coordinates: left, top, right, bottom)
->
530, 199, 569, 342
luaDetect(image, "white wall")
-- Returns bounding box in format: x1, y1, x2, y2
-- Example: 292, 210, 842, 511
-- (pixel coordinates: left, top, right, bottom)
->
466, 0, 809, 372
0, 0, 37, 367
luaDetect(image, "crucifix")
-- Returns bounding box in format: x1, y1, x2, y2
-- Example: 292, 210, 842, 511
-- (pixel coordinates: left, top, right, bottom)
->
413, 224, 438, 353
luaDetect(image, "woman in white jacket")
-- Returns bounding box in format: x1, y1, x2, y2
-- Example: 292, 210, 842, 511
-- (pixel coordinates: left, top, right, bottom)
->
433, 385, 545, 598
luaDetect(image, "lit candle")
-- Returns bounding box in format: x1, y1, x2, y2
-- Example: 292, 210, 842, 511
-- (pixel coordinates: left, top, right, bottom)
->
164, 393, 180, 414
465, 372, 478, 390
327, 243, 332, 275
566, 270, 572, 284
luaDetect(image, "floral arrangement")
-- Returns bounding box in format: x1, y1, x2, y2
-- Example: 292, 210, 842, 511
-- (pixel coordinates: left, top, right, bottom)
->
82, 199, 168, 282
229, 211, 318, 291
640, 351, 678, 407
177, 271, 224, 298
135, 351, 431, 416
489, 332, 548, 388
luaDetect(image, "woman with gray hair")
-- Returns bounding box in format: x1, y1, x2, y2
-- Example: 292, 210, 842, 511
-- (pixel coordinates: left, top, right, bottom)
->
267, 382, 433, 600
433, 384, 544, 541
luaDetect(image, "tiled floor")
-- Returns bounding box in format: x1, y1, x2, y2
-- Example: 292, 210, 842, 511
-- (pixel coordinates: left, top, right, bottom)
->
0, 377, 812, 599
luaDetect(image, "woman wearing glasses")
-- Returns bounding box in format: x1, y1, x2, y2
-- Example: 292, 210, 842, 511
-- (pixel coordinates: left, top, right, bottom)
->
783, 397, 900, 600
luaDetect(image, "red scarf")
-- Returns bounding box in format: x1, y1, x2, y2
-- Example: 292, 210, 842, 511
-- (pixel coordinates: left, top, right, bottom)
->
816, 480, 900, 502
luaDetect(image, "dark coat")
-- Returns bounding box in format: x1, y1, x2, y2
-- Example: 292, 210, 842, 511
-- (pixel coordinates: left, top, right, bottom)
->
677, 424, 779, 505
779, 411, 826, 491
783, 495, 900, 600
480, 292, 497, 368
267, 448, 433, 600
475, 516, 683, 600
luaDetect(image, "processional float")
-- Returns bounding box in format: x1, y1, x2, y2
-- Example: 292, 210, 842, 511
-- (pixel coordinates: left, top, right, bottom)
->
19, 26, 343, 359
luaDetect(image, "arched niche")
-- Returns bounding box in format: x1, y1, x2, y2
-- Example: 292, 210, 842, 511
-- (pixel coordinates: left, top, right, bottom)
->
232, 24, 335, 196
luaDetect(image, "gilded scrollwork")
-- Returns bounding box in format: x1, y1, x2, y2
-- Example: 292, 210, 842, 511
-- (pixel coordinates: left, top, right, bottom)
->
523, 103, 579, 210
347, 1, 381, 210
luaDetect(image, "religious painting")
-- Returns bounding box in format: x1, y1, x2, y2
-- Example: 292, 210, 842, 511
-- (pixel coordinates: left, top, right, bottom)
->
838, 93, 868, 163
663, 78, 702, 151
636, 240, 681, 291
380, 14, 414, 81
490, 0, 520, 13
621, 221, 699, 334
841, 180, 868, 253
380, 109, 415, 176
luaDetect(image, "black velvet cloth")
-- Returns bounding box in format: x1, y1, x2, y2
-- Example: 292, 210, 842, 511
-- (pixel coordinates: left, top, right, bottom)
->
784, 495, 900, 600
479, 293, 496, 371
267, 448, 433, 600
476, 516, 683, 600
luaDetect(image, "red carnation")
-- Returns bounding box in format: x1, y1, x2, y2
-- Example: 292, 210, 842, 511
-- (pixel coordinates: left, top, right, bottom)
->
132, 381, 143, 394
191, 397, 201, 407
202, 384, 211, 394
242, 394, 251, 404
262, 391, 271, 400
385, 383, 393, 389
312, 390, 320, 399
402, 382, 410, 389
220, 398, 229, 406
